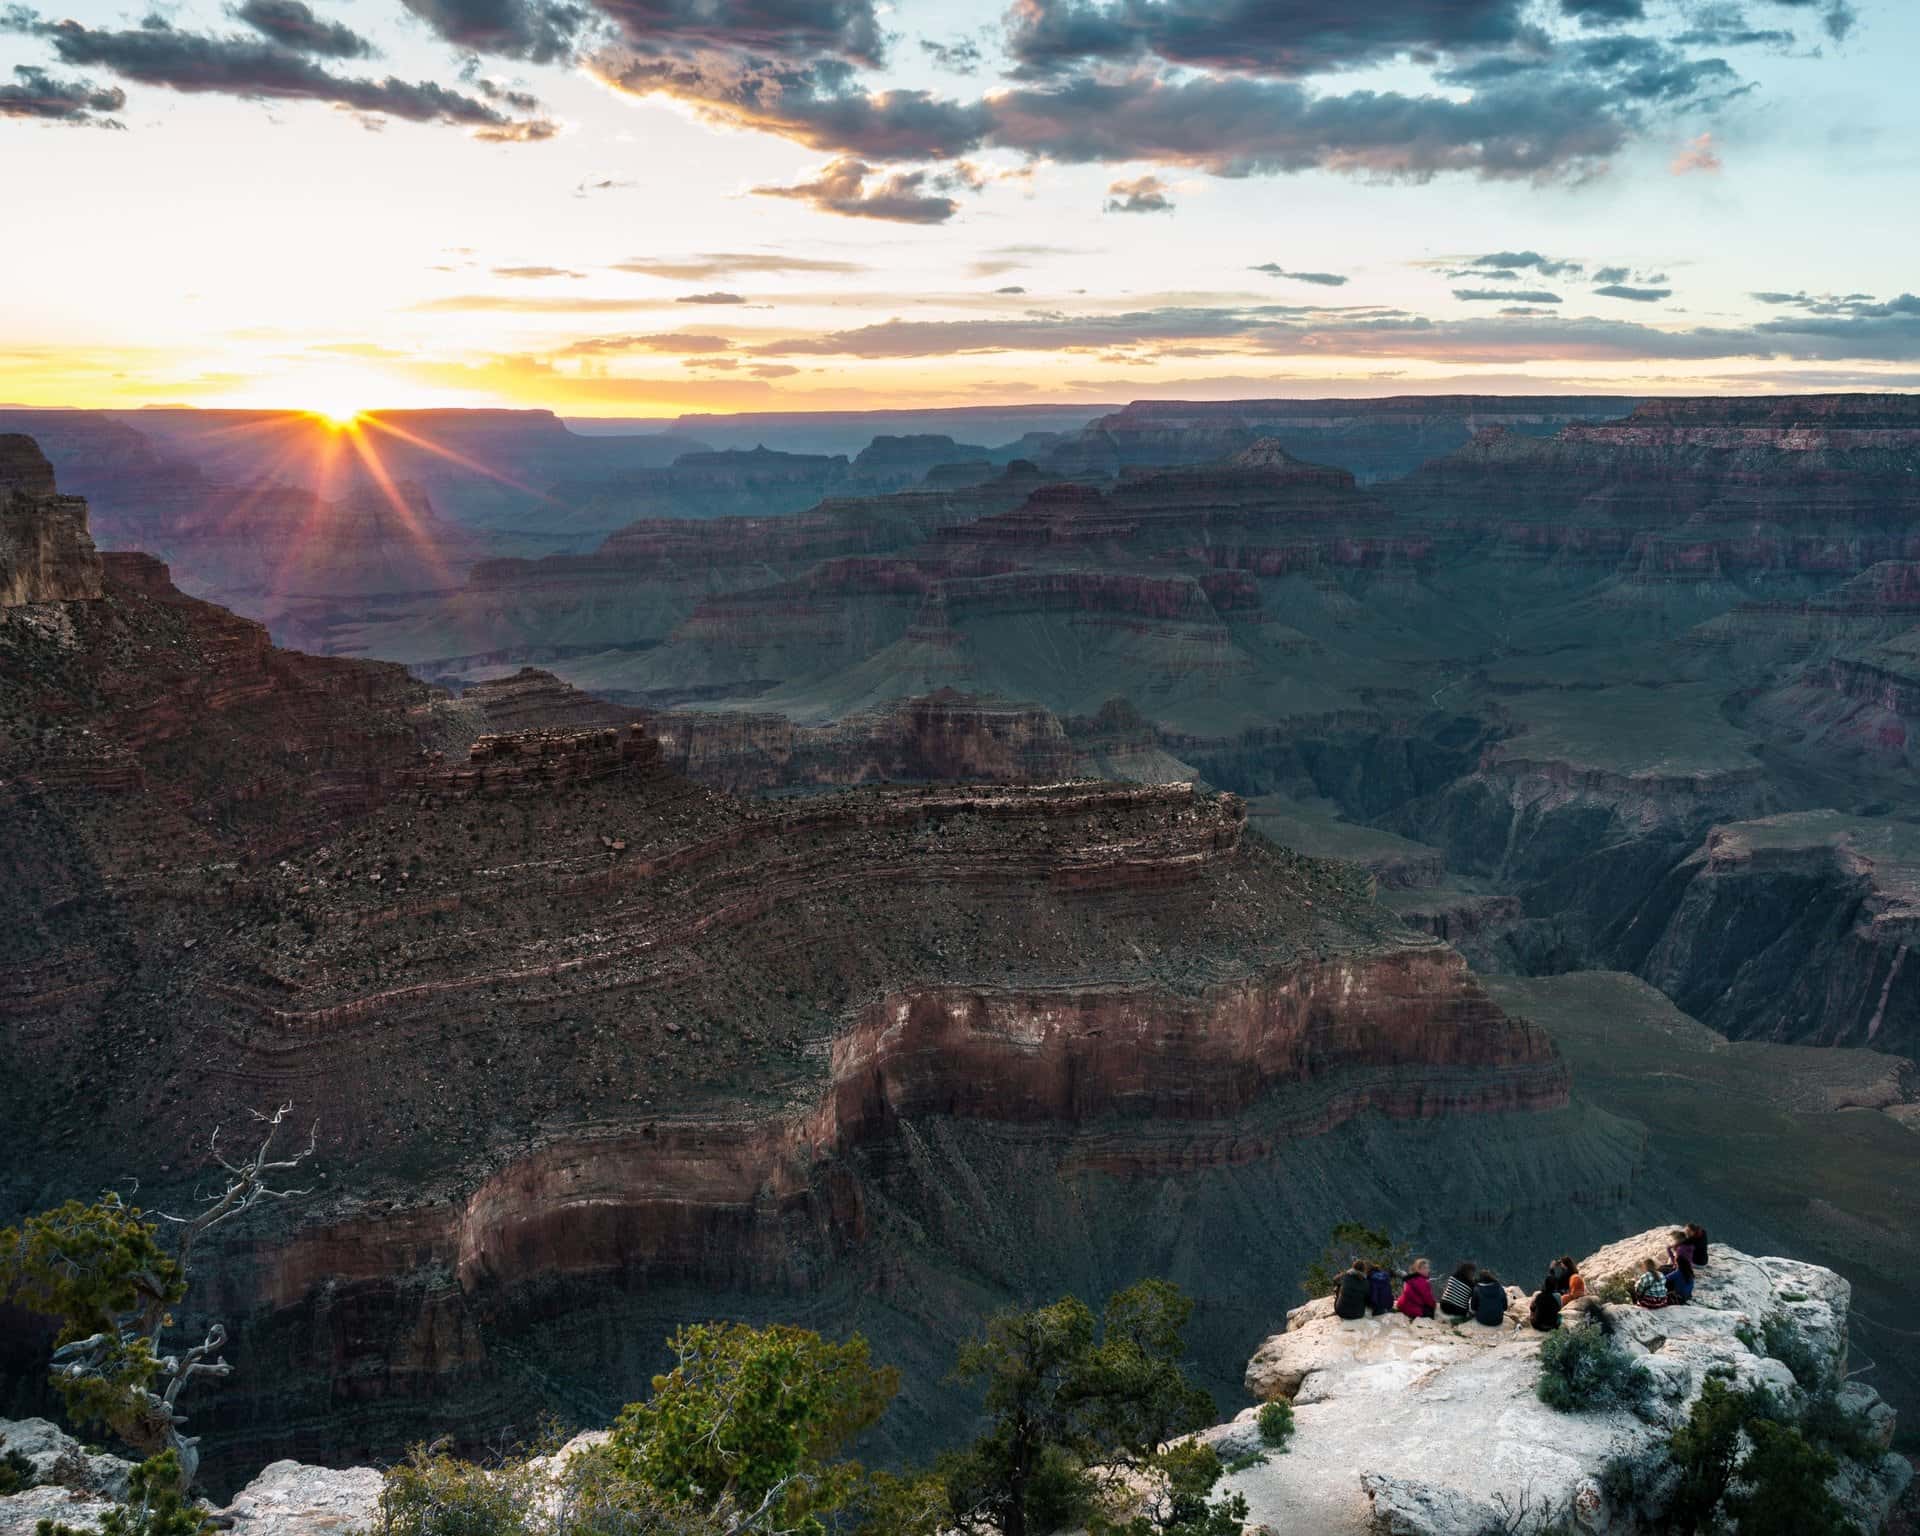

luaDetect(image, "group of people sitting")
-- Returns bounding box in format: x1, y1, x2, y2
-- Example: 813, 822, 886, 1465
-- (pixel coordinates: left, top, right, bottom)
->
1330, 1225, 1711, 1332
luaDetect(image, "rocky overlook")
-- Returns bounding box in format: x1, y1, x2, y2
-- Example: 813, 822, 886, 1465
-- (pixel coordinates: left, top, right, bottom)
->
1214, 1229, 1909, 1535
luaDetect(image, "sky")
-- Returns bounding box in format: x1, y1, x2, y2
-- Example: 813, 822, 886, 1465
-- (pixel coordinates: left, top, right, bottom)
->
4, 0, 1918, 416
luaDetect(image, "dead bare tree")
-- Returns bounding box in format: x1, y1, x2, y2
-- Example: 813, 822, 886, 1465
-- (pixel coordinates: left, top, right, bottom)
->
46, 1103, 317, 1488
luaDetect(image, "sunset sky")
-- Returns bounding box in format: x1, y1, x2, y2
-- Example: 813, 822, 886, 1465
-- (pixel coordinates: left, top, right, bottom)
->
5, 0, 1917, 415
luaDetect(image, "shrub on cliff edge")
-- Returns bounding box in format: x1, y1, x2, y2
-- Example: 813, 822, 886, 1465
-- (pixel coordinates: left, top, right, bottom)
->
1534, 1325, 1653, 1416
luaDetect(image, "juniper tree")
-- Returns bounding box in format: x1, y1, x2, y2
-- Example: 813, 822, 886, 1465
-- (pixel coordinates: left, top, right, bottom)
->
0, 1102, 318, 1489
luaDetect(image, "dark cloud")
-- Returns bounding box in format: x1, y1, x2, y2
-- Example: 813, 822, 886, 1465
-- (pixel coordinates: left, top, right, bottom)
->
994, 285, 1028, 294
731, 293, 1920, 367
677, 291, 747, 304
594, 0, 884, 65
1454, 287, 1561, 302
1593, 282, 1670, 301
1002, 0, 1532, 80
1464, 249, 1584, 277
394, 0, 585, 61
232, 0, 370, 57
747, 304, 1363, 358
0, 62, 125, 122
1103, 173, 1172, 213
1250, 263, 1348, 286
754, 156, 963, 223
6, 10, 554, 135
749, 363, 800, 378
1770, 0, 1856, 41
1670, 22, 1794, 47
1559, 0, 1643, 22
918, 35, 981, 73
601, 3, 1756, 185
492, 264, 584, 278
1592, 264, 1630, 283
615, 251, 867, 279
563, 331, 733, 354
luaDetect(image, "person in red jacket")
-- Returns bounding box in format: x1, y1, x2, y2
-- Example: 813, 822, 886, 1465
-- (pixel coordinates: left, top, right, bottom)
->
1396, 1256, 1438, 1319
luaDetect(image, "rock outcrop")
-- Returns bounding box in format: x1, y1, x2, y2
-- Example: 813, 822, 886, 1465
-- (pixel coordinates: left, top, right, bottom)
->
0, 436, 102, 606
0, 1418, 382, 1536
1214, 1230, 1910, 1535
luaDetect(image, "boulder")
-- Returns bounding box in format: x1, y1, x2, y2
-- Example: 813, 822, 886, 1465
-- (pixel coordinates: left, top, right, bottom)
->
214, 1459, 385, 1534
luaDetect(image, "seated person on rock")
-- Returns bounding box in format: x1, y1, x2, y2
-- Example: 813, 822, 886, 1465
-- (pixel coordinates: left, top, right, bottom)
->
1683, 1222, 1710, 1267
1633, 1257, 1670, 1309
1542, 1254, 1575, 1297
1395, 1257, 1438, 1320
1367, 1261, 1395, 1316
1664, 1240, 1696, 1304
1334, 1258, 1371, 1320
1528, 1285, 1562, 1332
1439, 1261, 1478, 1319
1472, 1269, 1510, 1327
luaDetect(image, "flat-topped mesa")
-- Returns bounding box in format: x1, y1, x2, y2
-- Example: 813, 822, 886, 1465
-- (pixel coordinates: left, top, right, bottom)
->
1042, 395, 1641, 480
1391, 399, 1920, 560
393, 723, 662, 798
1219, 1228, 1910, 1536
648, 689, 1076, 792
0, 434, 103, 606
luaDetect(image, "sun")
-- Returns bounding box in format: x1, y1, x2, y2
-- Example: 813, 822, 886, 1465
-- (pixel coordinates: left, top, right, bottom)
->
308, 403, 364, 430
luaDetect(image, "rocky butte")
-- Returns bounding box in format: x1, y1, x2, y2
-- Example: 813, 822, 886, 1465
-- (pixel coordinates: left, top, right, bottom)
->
0, 441, 1628, 1484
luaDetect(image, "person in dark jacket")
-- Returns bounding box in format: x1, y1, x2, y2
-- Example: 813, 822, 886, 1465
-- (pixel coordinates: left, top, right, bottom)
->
1367, 1262, 1395, 1316
1685, 1223, 1710, 1266
1529, 1287, 1562, 1332
1439, 1261, 1478, 1319
1542, 1255, 1575, 1298
1664, 1242, 1696, 1304
1396, 1257, 1437, 1320
1472, 1271, 1509, 1327
1334, 1259, 1370, 1320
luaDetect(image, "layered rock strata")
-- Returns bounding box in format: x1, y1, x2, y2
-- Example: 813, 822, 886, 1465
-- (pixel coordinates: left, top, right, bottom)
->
0, 448, 1583, 1479
0, 436, 101, 606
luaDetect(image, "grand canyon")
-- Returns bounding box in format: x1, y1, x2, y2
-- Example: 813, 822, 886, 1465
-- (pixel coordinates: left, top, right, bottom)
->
5, 389, 1919, 1534
8, 0, 1920, 1527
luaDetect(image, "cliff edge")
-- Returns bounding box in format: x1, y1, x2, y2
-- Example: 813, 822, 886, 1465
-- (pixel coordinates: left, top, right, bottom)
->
1212, 1228, 1910, 1534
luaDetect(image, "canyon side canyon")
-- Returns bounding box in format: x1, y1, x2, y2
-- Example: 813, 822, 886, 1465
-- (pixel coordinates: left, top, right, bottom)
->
2, 397, 1917, 1513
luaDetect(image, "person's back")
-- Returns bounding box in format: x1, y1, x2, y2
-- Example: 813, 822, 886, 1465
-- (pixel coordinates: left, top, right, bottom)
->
1689, 1224, 1710, 1265
1439, 1262, 1477, 1318
1543, 1258, 1572, 1297
1335, 1264, 1370, 1320
1529, 1288, 1561, 1332
1634, 1263, 1668, 1307
1665, 1247, 1695, 1303
1397, 1259, 1443, 1320
1367, 1265, 1394, 1316
1472, 1273, 1508, 1327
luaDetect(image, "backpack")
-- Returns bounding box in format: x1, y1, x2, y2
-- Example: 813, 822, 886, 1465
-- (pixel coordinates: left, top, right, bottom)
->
1368, 1268, 1393, 1313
